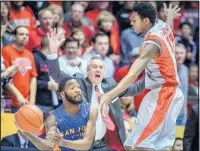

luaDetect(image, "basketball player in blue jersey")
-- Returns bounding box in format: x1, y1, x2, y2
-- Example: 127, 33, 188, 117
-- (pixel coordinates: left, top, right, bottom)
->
17, 76, 98, 151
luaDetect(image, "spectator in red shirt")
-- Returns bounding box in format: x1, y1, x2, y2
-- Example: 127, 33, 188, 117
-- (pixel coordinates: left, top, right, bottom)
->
25, 9, 54, 52
9, 1, 36, 31
62, 3, 94, 45
96, 10, 120, 64
85, 2, 110, 29
86, 2, 120, 56
47, 4, 64, 28
2, 26, 38, 112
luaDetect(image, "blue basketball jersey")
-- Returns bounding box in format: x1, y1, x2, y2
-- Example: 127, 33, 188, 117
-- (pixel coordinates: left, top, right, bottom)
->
53, 103, 91, 151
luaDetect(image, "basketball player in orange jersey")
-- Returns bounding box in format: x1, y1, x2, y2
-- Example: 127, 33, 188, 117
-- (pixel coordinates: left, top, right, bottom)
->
100, 2, 184, 151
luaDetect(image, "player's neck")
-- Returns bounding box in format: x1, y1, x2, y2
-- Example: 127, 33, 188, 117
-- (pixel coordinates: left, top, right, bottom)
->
144, 24, 153, 35
63, 102, 80, 116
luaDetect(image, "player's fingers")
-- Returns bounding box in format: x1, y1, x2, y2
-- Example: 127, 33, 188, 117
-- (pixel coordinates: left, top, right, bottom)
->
163, 3, 167, 10
50, 28, 54, 38
173, 5, 179, 10
175, 8, 181, 13
169, 3, 172, 9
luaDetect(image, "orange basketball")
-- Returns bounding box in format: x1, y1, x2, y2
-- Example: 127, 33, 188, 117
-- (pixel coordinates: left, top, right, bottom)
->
15, 104, 44, 133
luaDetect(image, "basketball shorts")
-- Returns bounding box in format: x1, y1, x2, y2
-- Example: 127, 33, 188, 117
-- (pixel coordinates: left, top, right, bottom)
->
124, 85, 184, 150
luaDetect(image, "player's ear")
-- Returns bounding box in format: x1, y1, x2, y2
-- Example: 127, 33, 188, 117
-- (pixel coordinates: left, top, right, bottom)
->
144, 18, 150, 25
60, 91, 65, 98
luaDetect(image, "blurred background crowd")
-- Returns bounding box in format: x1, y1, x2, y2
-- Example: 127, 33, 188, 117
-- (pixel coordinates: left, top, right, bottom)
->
1, 1, 199, 151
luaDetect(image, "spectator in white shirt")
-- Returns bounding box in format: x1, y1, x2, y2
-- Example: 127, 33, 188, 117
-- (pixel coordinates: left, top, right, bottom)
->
58, 37, 88, 77
83, 32, 115, 77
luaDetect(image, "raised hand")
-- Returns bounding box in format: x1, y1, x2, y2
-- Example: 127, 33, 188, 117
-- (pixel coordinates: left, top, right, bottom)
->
164, 3, 181, 20
47, 28, 65, 54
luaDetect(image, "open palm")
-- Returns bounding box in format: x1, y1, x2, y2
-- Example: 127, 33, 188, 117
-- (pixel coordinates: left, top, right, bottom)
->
164, 3, 181, 20
47, 28, 65, 54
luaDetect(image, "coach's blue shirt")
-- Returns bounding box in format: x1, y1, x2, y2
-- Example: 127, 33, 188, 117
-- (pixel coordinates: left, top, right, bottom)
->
53, 103, 90, 151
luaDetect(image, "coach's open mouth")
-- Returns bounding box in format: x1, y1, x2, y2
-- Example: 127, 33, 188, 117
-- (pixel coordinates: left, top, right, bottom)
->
95, 74, 101, 78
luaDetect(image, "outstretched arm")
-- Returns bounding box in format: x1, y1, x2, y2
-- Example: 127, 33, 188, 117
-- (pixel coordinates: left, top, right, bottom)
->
47, 28, 68, 83
100, 40, 161, 115
21, 114, 58, 151
121, 77, 145, 97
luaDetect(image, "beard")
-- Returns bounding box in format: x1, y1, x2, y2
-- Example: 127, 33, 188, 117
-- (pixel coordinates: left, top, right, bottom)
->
64, 92, 82, 105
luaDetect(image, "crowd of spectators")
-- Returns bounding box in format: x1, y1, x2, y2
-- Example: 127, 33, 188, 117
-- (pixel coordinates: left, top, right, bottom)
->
1, 1, 199, 150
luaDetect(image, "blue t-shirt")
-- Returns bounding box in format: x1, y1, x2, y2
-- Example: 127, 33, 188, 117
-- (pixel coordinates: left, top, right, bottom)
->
52, 103, 90, 151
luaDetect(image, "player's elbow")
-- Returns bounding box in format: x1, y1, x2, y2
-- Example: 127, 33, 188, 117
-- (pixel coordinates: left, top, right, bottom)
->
83, 139, 93, 150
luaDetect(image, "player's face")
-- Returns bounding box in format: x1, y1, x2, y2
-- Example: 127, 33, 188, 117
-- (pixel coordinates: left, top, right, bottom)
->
130, 12, 146, 36
87, 59, 104, 85
15, 27, 29, 46
63, 79, 82, 104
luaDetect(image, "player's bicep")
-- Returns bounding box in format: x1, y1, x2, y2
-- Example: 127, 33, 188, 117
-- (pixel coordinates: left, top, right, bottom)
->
83, 106, 98, 140
140, 39, 161, 59
128, 40, 161, 77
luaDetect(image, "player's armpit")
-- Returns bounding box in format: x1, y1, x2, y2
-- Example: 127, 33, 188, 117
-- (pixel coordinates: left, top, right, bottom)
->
128, 40, 162, 82
140, 39, 161, 59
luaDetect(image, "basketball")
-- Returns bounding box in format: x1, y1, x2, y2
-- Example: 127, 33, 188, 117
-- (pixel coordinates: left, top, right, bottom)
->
15, 104, 44, 133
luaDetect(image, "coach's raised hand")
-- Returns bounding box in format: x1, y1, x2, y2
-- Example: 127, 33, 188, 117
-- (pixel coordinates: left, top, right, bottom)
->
47, 28, 65, 54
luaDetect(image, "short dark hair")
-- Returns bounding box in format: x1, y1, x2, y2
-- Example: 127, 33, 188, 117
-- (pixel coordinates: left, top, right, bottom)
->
58, 76, 76, 92
133, 2, 157, 25
179, 22, 192, 29
92, 32, 109, 43
63, 36, 79, 48
13, 26, 28, 35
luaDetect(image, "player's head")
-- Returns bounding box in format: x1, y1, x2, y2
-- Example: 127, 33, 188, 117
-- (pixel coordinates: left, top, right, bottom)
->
59, 76, 82, 105
130, 2, 157, 35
